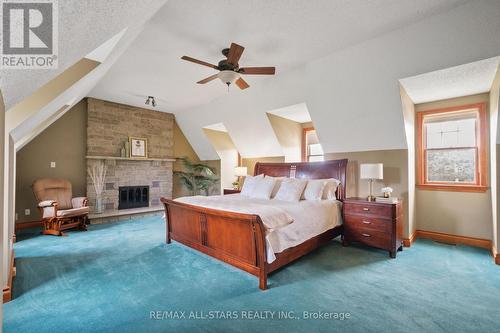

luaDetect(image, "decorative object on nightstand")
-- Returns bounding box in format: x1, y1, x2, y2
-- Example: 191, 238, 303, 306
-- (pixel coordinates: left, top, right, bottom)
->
381, 186, 393, 198
234, 166, 248, 190
224, 188, 241, 195
343, 197, 403, 258
360, 163, 383, 202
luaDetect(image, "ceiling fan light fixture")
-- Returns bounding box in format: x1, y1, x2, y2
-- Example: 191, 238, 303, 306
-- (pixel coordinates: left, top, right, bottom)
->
218, 70, 240, 86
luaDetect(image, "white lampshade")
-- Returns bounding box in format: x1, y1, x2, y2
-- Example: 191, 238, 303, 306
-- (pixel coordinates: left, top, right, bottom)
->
360, 163, 383, 180
234, 166, 248, 177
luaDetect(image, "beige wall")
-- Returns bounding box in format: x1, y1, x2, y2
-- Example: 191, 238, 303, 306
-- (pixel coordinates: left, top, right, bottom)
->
415, 93, 493, 240
15, 100, 88, 223
266, 114, 302, 162
242, 156, 285, 175
203, 129, 239, 190
173, 121, 220, 197
325, 149, 410, 237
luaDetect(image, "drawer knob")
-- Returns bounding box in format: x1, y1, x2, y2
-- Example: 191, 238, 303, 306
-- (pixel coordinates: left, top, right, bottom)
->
361, 233, 371, 237
362, 220, 371, 224
362, 207, 369, 211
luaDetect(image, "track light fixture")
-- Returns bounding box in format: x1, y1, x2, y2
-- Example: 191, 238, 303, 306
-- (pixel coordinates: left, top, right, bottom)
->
145, 96, 156, 107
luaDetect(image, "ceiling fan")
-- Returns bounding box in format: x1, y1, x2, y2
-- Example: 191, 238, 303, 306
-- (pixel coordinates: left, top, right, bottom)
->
181, 42, 276, 90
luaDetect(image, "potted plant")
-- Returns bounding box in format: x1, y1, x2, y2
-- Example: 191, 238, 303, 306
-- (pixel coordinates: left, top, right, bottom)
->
174, 157, 218, 196
87, 160, 107, 213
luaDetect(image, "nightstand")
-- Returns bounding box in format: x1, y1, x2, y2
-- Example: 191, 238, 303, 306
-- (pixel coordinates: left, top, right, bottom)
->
343, 197, 403, 258
223, 188, 241, 195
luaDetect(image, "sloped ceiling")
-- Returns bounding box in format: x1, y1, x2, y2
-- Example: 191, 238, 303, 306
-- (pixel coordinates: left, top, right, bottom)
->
90, 0, 500, 160
400, 56, 500, 104
0, 0, 167, 111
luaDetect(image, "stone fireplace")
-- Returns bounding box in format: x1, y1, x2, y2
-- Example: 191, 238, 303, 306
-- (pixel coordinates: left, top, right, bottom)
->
86, 98, 174, 215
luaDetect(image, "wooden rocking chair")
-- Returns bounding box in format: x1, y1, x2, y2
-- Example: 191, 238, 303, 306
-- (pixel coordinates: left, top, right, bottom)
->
32, 178, 90, 236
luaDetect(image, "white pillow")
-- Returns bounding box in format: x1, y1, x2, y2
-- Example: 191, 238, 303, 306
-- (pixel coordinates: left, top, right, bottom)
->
250, 177, 277, 199
274, 178, 307, 202
303, 179, 328, 201
321, 178, 341, 200
267, 176, 285, 198
240, 174, 264, 196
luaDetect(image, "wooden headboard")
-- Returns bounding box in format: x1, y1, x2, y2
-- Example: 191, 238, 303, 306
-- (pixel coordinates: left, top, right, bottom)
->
254, 159, 348, 201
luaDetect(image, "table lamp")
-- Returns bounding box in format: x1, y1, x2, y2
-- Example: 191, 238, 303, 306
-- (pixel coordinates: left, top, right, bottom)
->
234, 166, 248, 190
360, 163, 383, 202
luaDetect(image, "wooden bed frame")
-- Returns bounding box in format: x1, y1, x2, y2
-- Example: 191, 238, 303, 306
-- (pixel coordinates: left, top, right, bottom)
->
160, 159, 348, 290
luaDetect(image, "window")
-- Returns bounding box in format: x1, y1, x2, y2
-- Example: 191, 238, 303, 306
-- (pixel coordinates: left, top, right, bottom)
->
417, 103, 487, 192
302, 127, 324, 162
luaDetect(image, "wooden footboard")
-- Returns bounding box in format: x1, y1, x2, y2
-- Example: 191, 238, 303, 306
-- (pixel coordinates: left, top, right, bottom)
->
161, 198, 269, 289
161, 198, 343, 290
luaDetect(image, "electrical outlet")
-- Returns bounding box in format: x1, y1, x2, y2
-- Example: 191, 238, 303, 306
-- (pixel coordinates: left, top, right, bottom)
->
15, 213, 18, 221
50, 161, 56, 168
25, 209, 30, 216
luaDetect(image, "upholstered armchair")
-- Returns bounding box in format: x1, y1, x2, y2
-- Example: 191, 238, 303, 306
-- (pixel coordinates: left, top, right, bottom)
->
32, 178, 90, 236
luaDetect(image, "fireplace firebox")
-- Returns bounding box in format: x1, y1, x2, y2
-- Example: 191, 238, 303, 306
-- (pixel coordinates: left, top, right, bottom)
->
118, 186, 149, 210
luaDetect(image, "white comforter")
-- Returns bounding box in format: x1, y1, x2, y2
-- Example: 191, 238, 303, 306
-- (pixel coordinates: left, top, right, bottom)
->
174, 194, 342, 263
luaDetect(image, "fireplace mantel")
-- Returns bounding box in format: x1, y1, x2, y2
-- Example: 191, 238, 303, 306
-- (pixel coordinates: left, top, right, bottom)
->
86, 156, 176, 162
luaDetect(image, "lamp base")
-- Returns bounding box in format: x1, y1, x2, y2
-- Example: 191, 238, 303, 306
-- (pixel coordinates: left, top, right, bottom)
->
367, 195, 376, 202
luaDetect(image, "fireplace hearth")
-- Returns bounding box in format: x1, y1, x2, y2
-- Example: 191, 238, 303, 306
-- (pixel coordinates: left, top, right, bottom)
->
119, 186, 149, 210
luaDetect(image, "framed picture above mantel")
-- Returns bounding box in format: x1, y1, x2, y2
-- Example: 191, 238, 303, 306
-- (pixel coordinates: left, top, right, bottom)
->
129, 137, 148, 159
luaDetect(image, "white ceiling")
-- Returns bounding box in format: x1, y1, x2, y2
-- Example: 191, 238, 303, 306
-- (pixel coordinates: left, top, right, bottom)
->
267, 103, 311, 124
400, 56, 500, 104
90, 0, 469, 111
0, 0, 167, 111
85, 29, 128, 63
204, 123, 227, 132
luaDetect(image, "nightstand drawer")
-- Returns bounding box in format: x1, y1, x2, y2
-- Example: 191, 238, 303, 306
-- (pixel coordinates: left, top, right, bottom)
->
344, 214, 390, 233
344, 202, 391, 218
345, 227, 391, 249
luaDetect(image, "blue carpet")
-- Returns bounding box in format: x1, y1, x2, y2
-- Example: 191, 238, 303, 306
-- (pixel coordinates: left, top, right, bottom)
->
4, 216, 500, 333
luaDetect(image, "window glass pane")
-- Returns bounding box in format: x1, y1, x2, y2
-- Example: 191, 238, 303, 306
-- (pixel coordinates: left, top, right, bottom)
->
309, 143, 324, 156
308, 155, 324, 162
457, 119, 476, 147
306, 130, 320, 145
426, 148, 476, 183
425, 117, 476, 149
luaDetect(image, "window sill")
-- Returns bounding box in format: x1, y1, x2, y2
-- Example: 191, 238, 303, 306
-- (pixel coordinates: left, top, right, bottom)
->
416, 184, 488, 193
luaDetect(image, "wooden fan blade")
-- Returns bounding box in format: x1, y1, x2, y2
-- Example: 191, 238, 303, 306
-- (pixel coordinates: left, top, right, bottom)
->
235, 77, 249, 90
239, 67, 275, 75
181, 56, 218, 70
197, 74, 219, 84
227, 43, 245, 66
